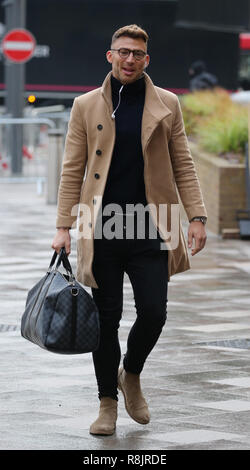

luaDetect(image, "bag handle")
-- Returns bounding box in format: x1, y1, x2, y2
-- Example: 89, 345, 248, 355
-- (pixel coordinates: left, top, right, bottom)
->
55, 247, 73, 275
48, 250, 58, 270
56, 248, 71, 271
48, 249, 74, 281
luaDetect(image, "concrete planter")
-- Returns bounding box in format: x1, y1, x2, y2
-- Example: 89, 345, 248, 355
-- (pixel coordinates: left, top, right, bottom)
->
181, 140, 246, 235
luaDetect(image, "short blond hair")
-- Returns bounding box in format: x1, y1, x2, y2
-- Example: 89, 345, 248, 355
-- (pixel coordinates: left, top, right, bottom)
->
111, 24, 149, 47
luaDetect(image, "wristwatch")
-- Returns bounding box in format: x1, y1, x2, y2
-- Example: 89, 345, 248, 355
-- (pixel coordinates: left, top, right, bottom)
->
190, 216, 207, 225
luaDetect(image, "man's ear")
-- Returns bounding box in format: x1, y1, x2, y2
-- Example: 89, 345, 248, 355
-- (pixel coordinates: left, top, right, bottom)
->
106, 50, 113, 64
144, 55, 150, 69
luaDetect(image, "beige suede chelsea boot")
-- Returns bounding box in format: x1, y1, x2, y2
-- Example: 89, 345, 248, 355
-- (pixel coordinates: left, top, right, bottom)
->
118, 366, 150, 424
89, 397, 118, 436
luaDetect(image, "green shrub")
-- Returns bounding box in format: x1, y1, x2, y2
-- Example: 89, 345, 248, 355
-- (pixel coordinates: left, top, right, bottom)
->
197, 113, 248, 154
181, 91, 217, 116
180, 88, 248, 155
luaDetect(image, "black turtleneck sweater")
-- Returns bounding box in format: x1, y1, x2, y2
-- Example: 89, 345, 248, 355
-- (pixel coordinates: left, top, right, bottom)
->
102, 74, 148, 213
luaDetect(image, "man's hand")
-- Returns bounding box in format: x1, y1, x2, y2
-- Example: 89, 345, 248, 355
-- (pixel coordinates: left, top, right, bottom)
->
51, 228, 71, 255
187, 221, 207, 256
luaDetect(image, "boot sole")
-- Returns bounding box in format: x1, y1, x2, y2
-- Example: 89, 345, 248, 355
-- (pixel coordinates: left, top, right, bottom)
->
118, 368, 150, 425
89, 429, 116, 436
89, 425, 116, 436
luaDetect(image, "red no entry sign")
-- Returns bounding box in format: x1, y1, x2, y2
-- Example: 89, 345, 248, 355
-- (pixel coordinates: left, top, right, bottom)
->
1, 28, 36, 63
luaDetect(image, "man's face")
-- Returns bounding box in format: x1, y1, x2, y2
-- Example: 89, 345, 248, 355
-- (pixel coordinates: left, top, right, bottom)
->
106, 36, 150, 84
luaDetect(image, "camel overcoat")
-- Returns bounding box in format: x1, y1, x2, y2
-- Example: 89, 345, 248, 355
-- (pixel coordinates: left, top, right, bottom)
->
56, 71, 207, 288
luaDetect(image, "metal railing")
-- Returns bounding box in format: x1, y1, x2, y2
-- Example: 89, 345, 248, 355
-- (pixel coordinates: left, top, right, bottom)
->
0, 115, 68, 201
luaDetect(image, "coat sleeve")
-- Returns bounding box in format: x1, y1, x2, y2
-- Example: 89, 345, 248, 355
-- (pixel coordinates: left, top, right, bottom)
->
168, 96, 207, 222
56, 98, 87, 228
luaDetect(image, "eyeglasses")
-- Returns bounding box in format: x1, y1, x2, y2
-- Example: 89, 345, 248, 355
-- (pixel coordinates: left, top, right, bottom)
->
111, 48, 147, 61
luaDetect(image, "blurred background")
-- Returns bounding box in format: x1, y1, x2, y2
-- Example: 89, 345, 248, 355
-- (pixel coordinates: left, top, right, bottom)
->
1, 0, 250, 106
1, 0, 250, 237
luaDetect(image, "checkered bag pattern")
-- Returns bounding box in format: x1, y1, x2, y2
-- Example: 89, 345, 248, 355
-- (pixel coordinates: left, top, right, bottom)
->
21, 252, 100, 355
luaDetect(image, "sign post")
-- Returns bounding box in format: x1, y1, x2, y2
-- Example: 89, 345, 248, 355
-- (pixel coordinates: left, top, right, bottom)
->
1, 0, 36, 175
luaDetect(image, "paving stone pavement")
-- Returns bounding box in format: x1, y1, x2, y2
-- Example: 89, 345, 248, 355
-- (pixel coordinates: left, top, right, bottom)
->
1, 182, 250, 450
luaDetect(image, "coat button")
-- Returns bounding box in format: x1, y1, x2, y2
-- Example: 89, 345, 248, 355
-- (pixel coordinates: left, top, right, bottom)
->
93, 198, 96, 205
97, 124, 103, 130
96, 149, 102, 156
88, 222, 92, 228
94, 173, 100, 179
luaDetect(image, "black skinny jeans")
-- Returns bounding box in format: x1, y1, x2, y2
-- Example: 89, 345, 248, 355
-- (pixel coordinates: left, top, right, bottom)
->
91, 213, 169, 401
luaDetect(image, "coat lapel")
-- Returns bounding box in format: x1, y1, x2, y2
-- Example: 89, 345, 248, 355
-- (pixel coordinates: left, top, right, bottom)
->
101, 72, 172, 151
101, 71, 113, 116
142, 72, 172, 153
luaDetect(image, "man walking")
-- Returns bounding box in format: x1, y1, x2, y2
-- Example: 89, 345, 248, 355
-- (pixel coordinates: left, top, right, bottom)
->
52, 24, 207, 436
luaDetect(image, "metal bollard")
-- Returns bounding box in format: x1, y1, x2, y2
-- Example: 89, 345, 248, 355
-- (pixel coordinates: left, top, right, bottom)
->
47, 128, 64, 204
